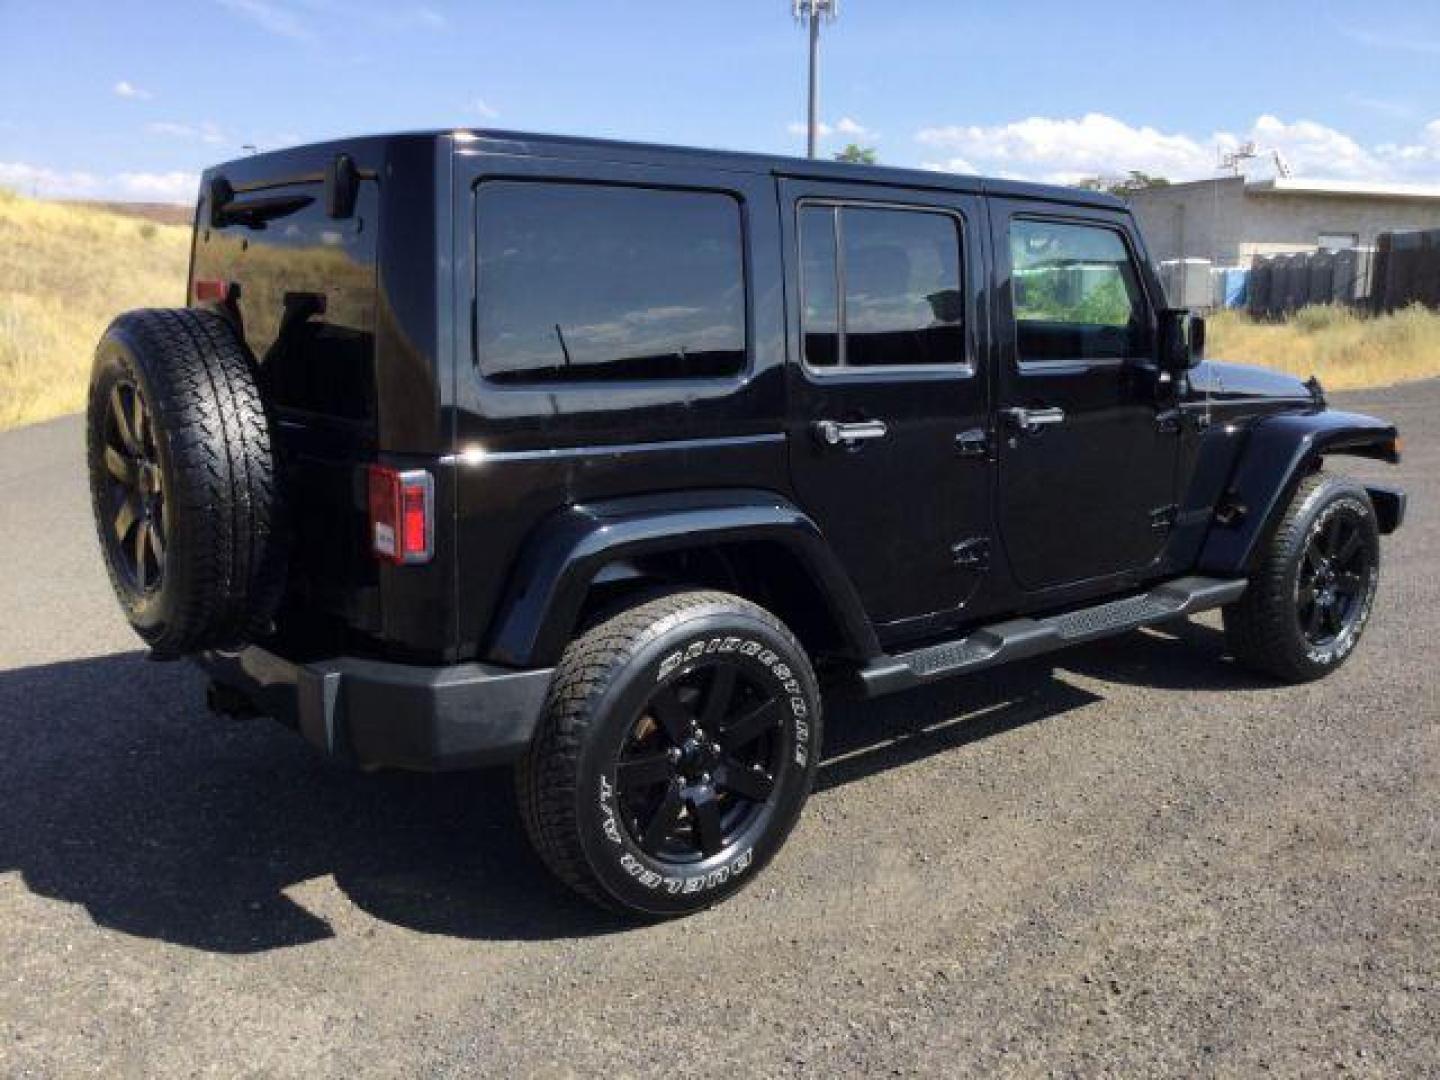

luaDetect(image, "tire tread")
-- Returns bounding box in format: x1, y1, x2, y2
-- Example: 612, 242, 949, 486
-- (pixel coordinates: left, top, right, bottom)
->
516, 590, 804, 912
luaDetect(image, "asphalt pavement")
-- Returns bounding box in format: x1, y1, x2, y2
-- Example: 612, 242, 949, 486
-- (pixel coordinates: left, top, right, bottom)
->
1, 383, 1435, 1077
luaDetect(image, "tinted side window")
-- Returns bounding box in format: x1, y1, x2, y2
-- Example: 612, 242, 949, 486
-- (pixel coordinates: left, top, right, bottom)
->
798, 203, 964, 370
1010, 219, 1147, 363
476, 182, 746, 383
843, 207, 963, 368
799, 206, 840, 367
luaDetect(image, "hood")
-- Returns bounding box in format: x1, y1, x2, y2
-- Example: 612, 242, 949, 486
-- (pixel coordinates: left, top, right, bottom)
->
1189, 360, 1317, 405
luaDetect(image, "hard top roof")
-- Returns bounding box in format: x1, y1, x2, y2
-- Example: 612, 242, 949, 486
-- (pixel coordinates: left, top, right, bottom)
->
213, 127, 1125, 211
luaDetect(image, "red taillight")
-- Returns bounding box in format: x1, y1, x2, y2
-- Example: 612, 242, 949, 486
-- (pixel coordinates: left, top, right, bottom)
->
367, 466, 433, 565
193, 278, 233, 303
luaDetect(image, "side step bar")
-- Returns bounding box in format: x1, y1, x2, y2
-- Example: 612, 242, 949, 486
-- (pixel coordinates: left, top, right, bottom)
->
859, 576, 1248, 697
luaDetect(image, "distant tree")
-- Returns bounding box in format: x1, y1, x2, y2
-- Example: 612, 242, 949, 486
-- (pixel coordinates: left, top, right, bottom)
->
1078, 170, 1171, 197
834, 144, 878, 165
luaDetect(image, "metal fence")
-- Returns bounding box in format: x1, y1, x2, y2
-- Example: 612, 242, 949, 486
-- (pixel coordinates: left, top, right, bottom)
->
1160, 230, 1440, 317
1246, 249, 1375, 318
1370, 229, 1440, 313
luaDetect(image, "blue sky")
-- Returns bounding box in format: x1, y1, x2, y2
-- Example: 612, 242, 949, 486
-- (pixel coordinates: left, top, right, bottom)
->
2, 0, 1438, 202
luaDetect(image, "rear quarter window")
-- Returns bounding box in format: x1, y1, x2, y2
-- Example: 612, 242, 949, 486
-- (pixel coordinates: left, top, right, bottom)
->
475, 181, 747, 384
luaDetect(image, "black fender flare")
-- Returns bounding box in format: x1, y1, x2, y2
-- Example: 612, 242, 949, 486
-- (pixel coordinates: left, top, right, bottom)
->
485, 488, 881, 667
1197, 409, 1401, 575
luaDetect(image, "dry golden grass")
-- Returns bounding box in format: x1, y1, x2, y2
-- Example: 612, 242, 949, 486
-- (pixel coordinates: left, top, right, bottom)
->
1207, 304, 1440, 390
0, 188, 189, 430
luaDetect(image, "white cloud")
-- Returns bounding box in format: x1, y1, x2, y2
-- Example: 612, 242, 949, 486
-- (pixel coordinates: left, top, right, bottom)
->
115, 171, 201, 202
216, 0, 309, 40
916, 112, 1440, 185
917, 113, 1212, 184
218, 0, 445, 38
147, 120, 226, 145
1347, 94, 1416, 120
786, 116, 874, 142
0, 161, 198, 203
1339, 24, 1440, 57
1376, 119, 1440, 174
469, 98, 500, 120
386, 5, 446, 30
113, 80, 152, 100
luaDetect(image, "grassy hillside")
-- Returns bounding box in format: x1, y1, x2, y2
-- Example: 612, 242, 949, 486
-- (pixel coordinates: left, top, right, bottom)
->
0, 189, 189, 430
1208, 304, 1440, 390
0, 188, 1438, 431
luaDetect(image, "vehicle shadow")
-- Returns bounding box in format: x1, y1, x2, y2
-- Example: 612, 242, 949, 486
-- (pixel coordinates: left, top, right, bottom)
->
0, 626, 1266, 952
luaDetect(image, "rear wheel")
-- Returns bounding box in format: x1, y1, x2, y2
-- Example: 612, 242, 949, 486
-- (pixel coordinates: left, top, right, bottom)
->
1224, 472, 1380, 682
517, 591, 821, 917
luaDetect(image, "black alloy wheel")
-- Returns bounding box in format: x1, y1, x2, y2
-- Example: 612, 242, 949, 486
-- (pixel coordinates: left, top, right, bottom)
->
1296, 505, 1374, 649
100, 380, 167, 593
518, 590, 821, 917
616, 660, 785, 865
87, 308, 286, 655
1223, 472, 1381, 683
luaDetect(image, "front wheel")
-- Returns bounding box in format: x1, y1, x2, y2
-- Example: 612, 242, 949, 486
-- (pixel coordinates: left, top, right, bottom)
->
517, 591, 822, 917
1224, 472, 1381, 683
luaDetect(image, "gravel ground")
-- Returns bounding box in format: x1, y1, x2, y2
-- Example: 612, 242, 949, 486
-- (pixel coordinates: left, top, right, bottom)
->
1, 383, 1435, 1078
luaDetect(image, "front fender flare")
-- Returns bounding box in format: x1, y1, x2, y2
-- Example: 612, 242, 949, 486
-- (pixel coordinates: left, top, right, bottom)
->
485, 489, 880, 667
1197, 409, 1400, 575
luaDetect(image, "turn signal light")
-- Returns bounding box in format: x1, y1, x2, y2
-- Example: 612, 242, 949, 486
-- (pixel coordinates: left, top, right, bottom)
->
367, 466, 434, 565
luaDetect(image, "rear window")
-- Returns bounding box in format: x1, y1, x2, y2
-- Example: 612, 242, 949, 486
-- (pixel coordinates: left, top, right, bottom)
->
475, 181, 747, 383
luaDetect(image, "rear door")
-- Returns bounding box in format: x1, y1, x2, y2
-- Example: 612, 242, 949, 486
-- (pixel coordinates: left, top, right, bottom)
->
780, 178, 992, 636
989, 203, 1178, 593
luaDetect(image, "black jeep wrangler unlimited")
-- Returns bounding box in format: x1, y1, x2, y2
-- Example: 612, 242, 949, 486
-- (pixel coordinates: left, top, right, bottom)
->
86, 130, 1405, 917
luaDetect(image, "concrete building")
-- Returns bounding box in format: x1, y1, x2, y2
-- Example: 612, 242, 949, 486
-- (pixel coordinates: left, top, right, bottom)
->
1127, 177, 1440, 267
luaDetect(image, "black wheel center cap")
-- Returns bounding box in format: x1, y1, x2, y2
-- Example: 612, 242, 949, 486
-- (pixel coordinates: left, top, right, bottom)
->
678, 737, 718, 778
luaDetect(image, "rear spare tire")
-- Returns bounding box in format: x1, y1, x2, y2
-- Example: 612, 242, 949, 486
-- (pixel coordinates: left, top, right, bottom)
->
86, 307, 284, 656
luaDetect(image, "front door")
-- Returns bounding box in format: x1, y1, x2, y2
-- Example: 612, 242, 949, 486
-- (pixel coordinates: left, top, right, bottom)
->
781, 179, 992, 634
990, 204, 1179, 592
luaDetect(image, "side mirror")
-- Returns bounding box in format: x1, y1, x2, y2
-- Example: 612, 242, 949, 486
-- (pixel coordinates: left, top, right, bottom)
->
1159, 309, 1205, 373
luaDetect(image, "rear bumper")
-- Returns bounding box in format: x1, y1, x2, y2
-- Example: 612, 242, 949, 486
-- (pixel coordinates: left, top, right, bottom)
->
195, 647, 553, 770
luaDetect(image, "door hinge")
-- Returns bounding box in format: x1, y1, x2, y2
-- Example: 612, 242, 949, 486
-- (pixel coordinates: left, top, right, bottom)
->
1149, 504, 1180, 532
951, 537, 991, 570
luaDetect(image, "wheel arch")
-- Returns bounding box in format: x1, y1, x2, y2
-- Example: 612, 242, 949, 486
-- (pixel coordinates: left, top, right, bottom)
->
1197, 409, 1402, 576
483, 489, 881, 668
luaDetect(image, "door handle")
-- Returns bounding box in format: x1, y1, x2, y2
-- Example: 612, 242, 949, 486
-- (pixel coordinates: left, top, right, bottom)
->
813, 419, 889, 447
1000, 407, 1065, 435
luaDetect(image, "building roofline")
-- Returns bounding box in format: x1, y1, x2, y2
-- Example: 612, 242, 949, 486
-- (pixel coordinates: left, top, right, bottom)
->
1124, 174, 1440, 202
1117, 175, 1440, 203
1243, 177, 1440, 200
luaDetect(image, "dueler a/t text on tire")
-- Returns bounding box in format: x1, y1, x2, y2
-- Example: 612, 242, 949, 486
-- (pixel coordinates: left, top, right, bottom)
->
86, 307, 285, 657
517, 591, 822, 917
1223, 472, 1380, 683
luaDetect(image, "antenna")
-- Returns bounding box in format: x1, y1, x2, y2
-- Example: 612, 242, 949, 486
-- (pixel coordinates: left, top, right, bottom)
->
1218, 141, 1257, 175
793, 0, 839, 159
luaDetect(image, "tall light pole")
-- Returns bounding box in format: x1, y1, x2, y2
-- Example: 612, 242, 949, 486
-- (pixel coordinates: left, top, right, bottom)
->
794, 0, 837, 159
